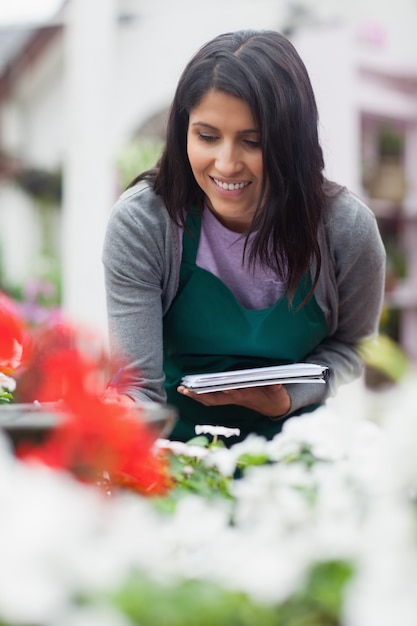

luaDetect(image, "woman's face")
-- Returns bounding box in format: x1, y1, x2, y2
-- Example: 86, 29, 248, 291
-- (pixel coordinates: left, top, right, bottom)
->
187, 90, 264, 233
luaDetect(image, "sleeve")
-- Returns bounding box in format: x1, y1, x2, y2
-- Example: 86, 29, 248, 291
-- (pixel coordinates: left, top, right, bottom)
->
284, 194, 386, 416
102, 186, 179, 404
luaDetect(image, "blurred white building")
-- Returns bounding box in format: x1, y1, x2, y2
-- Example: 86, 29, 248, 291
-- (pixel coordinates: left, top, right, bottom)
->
0, 0, 417, 358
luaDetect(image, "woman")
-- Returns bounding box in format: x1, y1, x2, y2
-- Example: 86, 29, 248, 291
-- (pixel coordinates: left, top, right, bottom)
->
102, 29, 385, 444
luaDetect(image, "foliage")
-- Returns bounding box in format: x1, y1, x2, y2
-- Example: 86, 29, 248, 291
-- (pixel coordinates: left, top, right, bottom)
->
360, 332, 409, 383
167, 445, 233, 501
116, 139, 163, 190
111, 575, 279, 626
377, 124, 404, 159
107, 560, 352, 626
14, 167, 62, 205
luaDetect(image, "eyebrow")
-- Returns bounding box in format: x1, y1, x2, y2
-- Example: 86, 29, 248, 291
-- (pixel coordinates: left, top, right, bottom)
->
191, 122, 259, 134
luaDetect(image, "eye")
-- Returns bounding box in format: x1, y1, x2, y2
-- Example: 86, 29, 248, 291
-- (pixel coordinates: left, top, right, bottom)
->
198, 132, 218, 143
243, 138, 261, 149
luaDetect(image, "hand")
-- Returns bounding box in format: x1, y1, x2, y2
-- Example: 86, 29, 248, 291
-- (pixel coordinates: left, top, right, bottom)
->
177, 384, 291, 418
103, 389, 136, 405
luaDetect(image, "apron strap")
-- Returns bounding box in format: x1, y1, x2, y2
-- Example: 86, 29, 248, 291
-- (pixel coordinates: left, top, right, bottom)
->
182, 209, 202, 265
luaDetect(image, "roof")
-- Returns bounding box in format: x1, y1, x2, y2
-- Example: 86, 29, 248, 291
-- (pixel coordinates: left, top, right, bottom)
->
0, 26, 38, 75
0, 0, 66, 97
0, 23, 63, 98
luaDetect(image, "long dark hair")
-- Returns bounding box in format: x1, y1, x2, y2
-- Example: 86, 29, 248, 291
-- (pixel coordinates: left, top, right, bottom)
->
131, 29, 337, 301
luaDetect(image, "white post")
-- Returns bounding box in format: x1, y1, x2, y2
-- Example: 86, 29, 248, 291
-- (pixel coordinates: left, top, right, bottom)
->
61, 0, 117, 331
292, 25, 361, 193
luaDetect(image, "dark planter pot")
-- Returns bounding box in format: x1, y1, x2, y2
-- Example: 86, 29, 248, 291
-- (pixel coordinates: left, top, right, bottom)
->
0, 402, 177, 452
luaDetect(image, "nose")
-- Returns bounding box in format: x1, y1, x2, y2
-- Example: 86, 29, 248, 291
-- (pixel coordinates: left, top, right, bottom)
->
214, 141, 242, 177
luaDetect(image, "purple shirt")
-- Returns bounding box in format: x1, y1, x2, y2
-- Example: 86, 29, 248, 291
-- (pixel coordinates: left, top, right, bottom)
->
186, 207, 285, 310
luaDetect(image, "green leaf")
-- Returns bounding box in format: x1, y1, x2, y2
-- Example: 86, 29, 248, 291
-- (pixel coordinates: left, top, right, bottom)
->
237, 452, 270, 469
359, 334, 409, 383
111, 574, 280, 626
186, 435, 210, 447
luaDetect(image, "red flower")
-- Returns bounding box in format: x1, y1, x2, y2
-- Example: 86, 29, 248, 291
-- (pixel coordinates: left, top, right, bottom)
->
19, 397, 171, 496
0, 291, 31, 373
15, 321, 106, 403
17, 321, 171, 496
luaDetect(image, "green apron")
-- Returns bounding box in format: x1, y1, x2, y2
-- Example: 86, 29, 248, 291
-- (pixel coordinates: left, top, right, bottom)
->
163, 210, 328, 444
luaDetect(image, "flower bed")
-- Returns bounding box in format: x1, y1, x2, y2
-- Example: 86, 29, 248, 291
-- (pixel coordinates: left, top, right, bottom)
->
1, 290, 417, 626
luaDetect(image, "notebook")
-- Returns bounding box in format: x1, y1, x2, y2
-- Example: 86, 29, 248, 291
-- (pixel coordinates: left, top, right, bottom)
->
180, 363, 329, 394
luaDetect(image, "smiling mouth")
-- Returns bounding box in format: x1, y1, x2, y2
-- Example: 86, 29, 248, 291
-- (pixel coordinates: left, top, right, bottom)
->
211, 177, 250, 191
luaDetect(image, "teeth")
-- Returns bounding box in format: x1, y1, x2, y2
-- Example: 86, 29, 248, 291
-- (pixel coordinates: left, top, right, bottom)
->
213, 178, 249, 191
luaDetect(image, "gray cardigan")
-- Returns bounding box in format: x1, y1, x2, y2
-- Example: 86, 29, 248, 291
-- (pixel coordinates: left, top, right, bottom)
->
102, 182, 386, 416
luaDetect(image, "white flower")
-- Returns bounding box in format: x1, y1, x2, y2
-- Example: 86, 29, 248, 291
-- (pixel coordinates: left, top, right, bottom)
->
0, 460, 147, 624
374, 377, 417, 494
0, 373, 16, 392
0, 370, 417, 625
203, 434, 269, 477
344, 498, 417, 626
204, 522, 312, 604
206, 447, 237, 476
231, 432, 269, 457
195, 424, 240, 438
268, 403, 382, 465
154, 438, 209, 458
